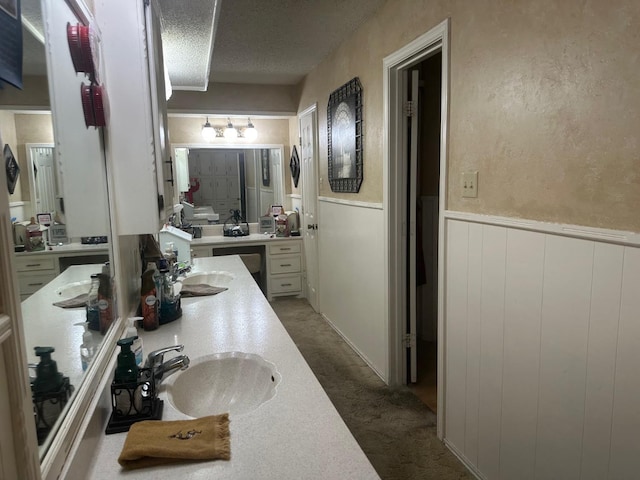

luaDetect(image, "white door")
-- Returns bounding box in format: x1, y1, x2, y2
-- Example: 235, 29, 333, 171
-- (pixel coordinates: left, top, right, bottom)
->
407, 70, 420, 383
29, 146, 57, 216
300, 106, 320, 311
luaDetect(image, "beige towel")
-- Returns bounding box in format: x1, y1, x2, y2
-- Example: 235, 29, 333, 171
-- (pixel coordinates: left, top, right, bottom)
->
53, 294, 88, 308
118, 414, 230, 469
180, 284, 228, 297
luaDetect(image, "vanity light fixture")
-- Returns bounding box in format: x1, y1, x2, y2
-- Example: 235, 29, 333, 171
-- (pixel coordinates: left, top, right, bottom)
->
223, 118, 238, 139
201, 117, 216, 141
244, 118, 258, 141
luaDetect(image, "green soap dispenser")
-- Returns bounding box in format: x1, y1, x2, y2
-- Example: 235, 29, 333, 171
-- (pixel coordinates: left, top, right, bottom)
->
115, 337, 139, 384
32, 346, 64, 394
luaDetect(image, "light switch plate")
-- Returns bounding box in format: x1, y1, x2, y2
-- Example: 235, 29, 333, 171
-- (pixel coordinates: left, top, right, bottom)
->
462, 171, 478, 198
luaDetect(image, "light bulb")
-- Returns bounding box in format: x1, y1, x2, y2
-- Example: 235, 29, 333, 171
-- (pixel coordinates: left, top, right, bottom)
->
201, 117, 215, 141
224, 119, 238, 139
245, 118, 258, 141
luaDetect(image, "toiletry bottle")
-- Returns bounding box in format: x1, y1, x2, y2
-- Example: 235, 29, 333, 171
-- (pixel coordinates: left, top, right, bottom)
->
114, 337, 139, 416
97, 272, 113, 334
86, 274, 100, 331
78, 322, 97, 371
125, 317, 144, 367
140, 264, 159, 330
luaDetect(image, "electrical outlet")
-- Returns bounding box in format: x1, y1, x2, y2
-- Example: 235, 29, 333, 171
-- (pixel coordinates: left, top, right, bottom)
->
462, 171, 478, 198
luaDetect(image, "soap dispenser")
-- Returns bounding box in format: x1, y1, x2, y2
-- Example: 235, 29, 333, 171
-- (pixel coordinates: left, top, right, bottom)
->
31, 346, 73, 443
125, 317, 144, 367
113, 337, 139, 416
33, 346, 65, 394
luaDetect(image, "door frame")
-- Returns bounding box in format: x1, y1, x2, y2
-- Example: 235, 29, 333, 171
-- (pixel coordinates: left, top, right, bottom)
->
298, 103, 320, 311
383, 19, 450, 438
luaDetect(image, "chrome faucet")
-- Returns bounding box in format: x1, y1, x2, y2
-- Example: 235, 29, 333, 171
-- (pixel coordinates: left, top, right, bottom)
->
145, 345, 190, 384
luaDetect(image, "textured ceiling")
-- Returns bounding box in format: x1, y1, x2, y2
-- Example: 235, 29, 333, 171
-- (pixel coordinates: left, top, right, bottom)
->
19, 0, 388, 89
209, 0, 387, 85
158, 0, 221, 90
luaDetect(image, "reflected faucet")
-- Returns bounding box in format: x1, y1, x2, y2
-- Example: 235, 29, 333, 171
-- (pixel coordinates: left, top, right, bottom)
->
145, 345, 190, 385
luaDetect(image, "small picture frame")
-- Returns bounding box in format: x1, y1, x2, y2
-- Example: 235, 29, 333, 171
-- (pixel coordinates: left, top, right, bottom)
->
259, 215, 275, 234
36, 213, 53, 225
270, 205, 283, 216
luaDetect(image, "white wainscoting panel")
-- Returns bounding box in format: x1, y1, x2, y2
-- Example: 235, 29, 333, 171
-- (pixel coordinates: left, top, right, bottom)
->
444, 218, 640, 479
318, 200, 386, 380
609, 247, 640, 477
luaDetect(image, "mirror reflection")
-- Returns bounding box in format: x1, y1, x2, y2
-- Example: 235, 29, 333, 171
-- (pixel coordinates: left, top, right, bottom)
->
173, 146, 284, 224
0, 0, 114, 458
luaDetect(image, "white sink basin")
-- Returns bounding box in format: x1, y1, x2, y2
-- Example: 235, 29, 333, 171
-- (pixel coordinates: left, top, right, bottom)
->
165, 352, 281, 417
180, 270, 234, 287
54, 280, 91, 300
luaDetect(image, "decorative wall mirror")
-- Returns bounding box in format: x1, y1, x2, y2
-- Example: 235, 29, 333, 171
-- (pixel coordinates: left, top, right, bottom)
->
327, 77, 363, 193
0, 0, 117, 473
173, 144, 285, 223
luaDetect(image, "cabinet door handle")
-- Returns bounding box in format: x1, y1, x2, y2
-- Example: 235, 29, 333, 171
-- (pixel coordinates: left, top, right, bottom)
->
281, 283, 293, 287
280, 263, 292, 267
279, 247, 291, 251
26, 263, 42, 267
27, 282, 44, 287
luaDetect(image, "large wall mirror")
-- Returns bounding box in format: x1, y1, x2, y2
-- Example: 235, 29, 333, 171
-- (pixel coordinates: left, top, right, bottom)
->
173, 145, 285, 224
0, 0, 116, 467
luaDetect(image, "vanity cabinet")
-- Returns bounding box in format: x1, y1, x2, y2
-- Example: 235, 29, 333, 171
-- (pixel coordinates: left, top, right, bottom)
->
95, 0, 173, 235
14, 256, 57, 301
267, 241, 303, 300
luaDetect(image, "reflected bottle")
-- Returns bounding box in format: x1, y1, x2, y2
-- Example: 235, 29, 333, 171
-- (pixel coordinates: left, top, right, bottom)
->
98, 272, 113, 334
86, 274, 100, 331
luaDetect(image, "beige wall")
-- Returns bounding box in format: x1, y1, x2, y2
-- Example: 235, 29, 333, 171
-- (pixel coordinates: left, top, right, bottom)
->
0, 76, 50, 110
297, 0, 640, 231
168, 82, 298, 116
168, 116, 290, 147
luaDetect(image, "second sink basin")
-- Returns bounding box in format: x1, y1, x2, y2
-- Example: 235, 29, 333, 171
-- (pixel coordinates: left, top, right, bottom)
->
180, 270, 234, 287
165, 351, 281, 417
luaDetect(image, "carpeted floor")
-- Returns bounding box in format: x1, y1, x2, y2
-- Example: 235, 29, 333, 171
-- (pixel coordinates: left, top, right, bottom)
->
270, 297, 472, 480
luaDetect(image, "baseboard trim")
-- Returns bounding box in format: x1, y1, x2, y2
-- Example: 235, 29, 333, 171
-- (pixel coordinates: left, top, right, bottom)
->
445, 210, 640, 247
321, 312, 387, 384
443, 439, 486, 480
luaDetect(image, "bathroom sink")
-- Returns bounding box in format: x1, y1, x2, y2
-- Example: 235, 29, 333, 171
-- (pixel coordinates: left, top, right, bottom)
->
180, 270, 234, 287
54, 280, 91, 301
165, 352, 281, 417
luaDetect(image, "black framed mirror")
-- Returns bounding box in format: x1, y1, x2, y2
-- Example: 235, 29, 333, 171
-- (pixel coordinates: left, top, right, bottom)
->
327, 77, 363, 193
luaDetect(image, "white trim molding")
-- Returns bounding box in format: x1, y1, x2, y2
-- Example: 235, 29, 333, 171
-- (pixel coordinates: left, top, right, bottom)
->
445, 210, 640, 247
318, 196, 383, 210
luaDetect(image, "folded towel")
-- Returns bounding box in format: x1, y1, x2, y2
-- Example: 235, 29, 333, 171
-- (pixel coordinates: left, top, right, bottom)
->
118, 414, 230, 469
180, 284, 228, 297
53, 294, 88, 308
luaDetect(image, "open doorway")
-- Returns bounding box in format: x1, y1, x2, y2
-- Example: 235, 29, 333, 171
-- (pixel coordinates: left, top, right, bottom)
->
406, 52, 442, 413
384, 19, 449, 437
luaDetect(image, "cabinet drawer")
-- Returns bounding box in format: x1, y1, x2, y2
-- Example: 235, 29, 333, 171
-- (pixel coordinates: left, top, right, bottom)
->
191, 246, 212, 258
269, 255, 301, 275
268, 243, 301, 255
14, 256, 56, 272
269, 274, 302, 294
18, 272, 57, 294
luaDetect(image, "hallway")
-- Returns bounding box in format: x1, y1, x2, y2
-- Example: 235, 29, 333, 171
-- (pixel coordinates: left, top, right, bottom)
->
270, 297, 470, 480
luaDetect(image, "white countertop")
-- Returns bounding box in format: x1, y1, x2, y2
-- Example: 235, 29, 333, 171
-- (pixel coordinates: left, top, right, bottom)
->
22, 264, 106, 396
191, 233, 301, 247
15, 242, 109, 256
86, 256, 379, 479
